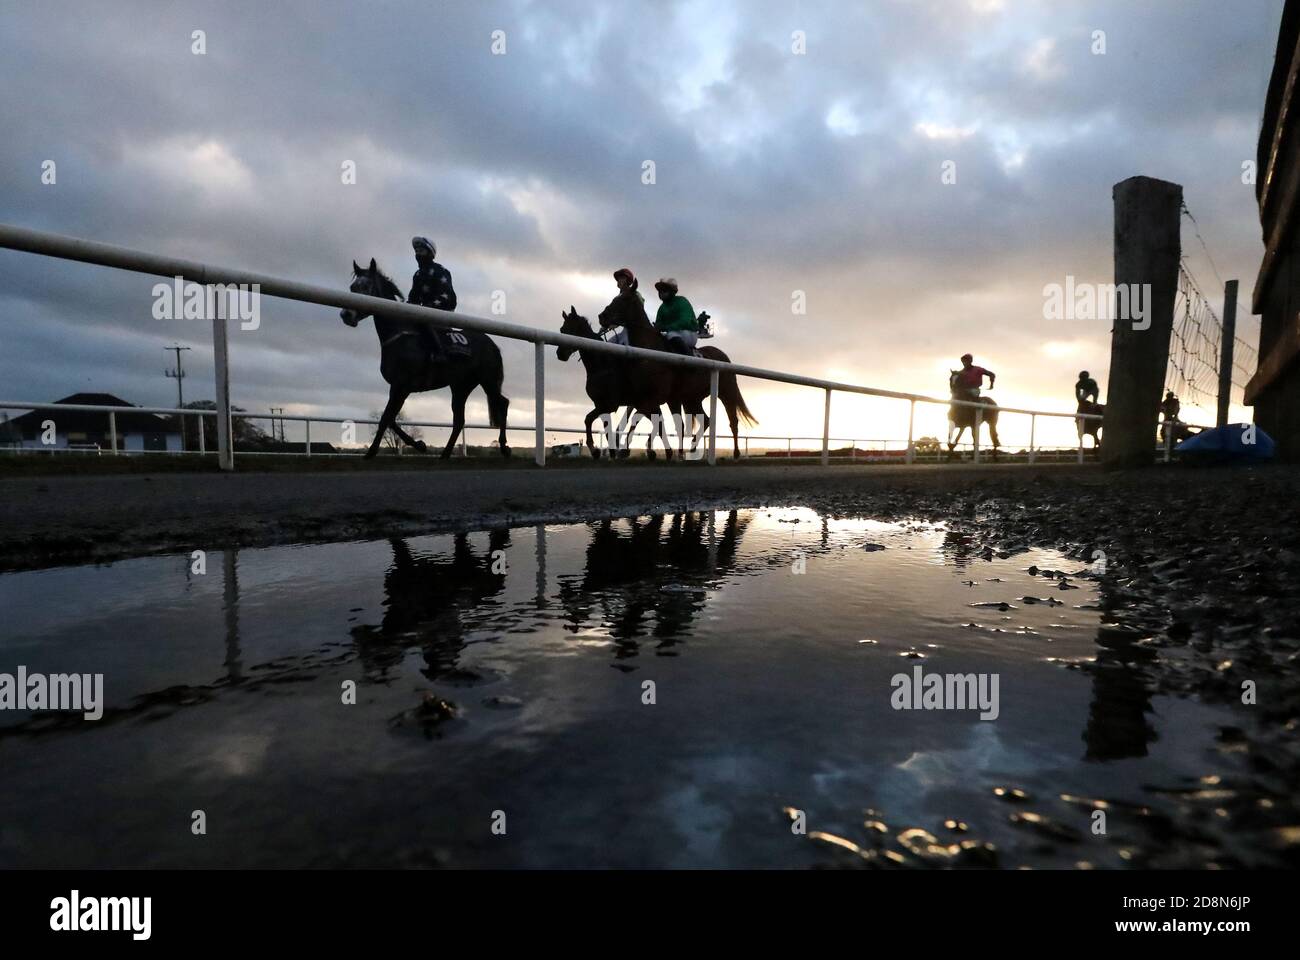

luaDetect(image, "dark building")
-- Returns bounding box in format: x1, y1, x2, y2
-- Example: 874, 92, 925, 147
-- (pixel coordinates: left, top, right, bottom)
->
1247, 0, 1300, 459
7, 393, 182, 452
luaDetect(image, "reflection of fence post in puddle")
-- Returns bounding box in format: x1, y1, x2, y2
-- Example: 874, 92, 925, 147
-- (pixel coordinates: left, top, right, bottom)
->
223, 548, 242, 683
707, 510, 717, 573
535, 523, 547, 608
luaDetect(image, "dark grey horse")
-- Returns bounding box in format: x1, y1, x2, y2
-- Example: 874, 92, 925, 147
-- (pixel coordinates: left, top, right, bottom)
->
341, 259, 510, 460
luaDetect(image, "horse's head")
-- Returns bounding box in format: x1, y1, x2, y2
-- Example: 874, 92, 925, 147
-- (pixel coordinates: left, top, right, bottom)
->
341, 258, 403, 327
557, 306, 594, 361
596, 289, 645, 332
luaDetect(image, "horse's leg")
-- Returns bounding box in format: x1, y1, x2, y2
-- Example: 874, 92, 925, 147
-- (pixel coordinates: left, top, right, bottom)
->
948, 423, 966, 459
366, 386, 408, 459
389, 420, 428, 453
988, 412, 1000, 458
615, 407, 636, 459
644, 411, 659, 460
483, 381, 511, 459
672, 408, 685, 456
688, 402, 708, 456
653, 409, 673, 460
441, 383, 472, 459
619, 408, 643, 459
584, 410, 601, 460
726, 396, 741, 459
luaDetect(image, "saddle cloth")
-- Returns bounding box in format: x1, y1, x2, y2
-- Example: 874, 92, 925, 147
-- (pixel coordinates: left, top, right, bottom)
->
433, 328, 473, 359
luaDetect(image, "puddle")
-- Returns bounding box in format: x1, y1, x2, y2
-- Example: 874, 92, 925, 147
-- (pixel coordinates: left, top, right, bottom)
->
0, 507, 1255, 868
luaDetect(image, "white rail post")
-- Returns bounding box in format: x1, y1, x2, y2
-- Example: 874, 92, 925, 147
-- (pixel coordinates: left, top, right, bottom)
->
108, 411, 118, 455
212, 316, 234, 471
534, 340, 546, 467
198, 414, 206, 454
707, 368, 719, 465
744, 436, 749, 459
906, 399, 915, 464
305, 419, 311, 457
821, 388, 831, 466
1077, 415, 1084, 464
1028, 413, 1036, 464
787, 437, 792, 458
1164, 424, 1172, 462
973, 406, 982, 463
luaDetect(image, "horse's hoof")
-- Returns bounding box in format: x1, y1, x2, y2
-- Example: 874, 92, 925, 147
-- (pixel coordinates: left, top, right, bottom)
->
647, 450, 657, 461
501, 446, 512, 459
440, 452, 451, 460
618, 449, 630, 460
590, 449, 600, 461
415, 440, 428, 453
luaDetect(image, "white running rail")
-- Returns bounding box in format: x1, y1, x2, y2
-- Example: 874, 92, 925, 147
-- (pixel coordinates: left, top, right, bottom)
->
0, 222, 1101, 469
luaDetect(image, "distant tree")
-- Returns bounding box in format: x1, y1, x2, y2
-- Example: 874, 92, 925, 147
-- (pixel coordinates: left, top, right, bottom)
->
368, 409, 424, 451
176, 400, 273, 450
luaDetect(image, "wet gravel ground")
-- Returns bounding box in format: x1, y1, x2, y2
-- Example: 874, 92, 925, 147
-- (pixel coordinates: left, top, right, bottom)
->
789, 465, 1300, 868
3, 460, 1298, 868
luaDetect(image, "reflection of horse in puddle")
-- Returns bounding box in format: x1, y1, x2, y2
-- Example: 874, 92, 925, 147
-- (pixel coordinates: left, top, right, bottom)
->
351, 532, 510, 683
559, 510, 749, 660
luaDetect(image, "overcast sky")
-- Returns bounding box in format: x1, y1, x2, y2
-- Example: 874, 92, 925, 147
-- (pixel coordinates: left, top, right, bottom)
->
0, 0, 1285, 449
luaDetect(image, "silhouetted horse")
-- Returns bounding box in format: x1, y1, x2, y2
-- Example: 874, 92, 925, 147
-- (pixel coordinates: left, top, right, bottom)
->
557, 307, 675, 459
1159, 418, 1199, 446
1077, 399, 1104, 449
558, 510, 750, 656
947, 371, 1000, 459
351, 532, 511, 681
596, 290, 757, 458
340, 259, 510, 459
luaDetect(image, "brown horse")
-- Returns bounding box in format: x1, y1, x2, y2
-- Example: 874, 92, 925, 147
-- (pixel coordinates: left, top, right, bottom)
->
1077, 399, 1104, 449
596, 290, 757, 459
557, 307, 674, 459
947, 371, 1000, 459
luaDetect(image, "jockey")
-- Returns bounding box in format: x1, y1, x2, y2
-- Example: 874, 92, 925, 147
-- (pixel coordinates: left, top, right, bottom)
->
408, 237, 457, 359
1075, 370, 1100, 405
1160, 390, 1181, 422
952, 353, 994, 400
653, 278, 698, 355
609, 267, 641, 346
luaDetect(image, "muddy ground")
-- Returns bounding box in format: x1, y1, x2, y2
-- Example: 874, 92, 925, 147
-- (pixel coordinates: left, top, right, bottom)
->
3, 460, 1298, 867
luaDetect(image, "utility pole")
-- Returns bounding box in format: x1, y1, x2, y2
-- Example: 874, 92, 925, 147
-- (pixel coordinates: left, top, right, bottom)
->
269, 407, 285, 442
164, 344, 191, 409
165, 344, 192, 452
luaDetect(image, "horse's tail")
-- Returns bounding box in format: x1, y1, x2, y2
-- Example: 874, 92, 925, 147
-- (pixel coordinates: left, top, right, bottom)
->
732, 379, 758, 427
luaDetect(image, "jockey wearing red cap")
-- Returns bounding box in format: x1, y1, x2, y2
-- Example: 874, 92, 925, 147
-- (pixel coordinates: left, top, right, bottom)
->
607, 267, 643, 345
952, 353, 995, 400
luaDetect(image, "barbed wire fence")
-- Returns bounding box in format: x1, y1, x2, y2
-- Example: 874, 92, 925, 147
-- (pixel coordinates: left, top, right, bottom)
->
1165, 202, 1260, 425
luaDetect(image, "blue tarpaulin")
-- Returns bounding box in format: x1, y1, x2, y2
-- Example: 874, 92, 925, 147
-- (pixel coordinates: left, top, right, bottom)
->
1175, 423, 1275, 460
